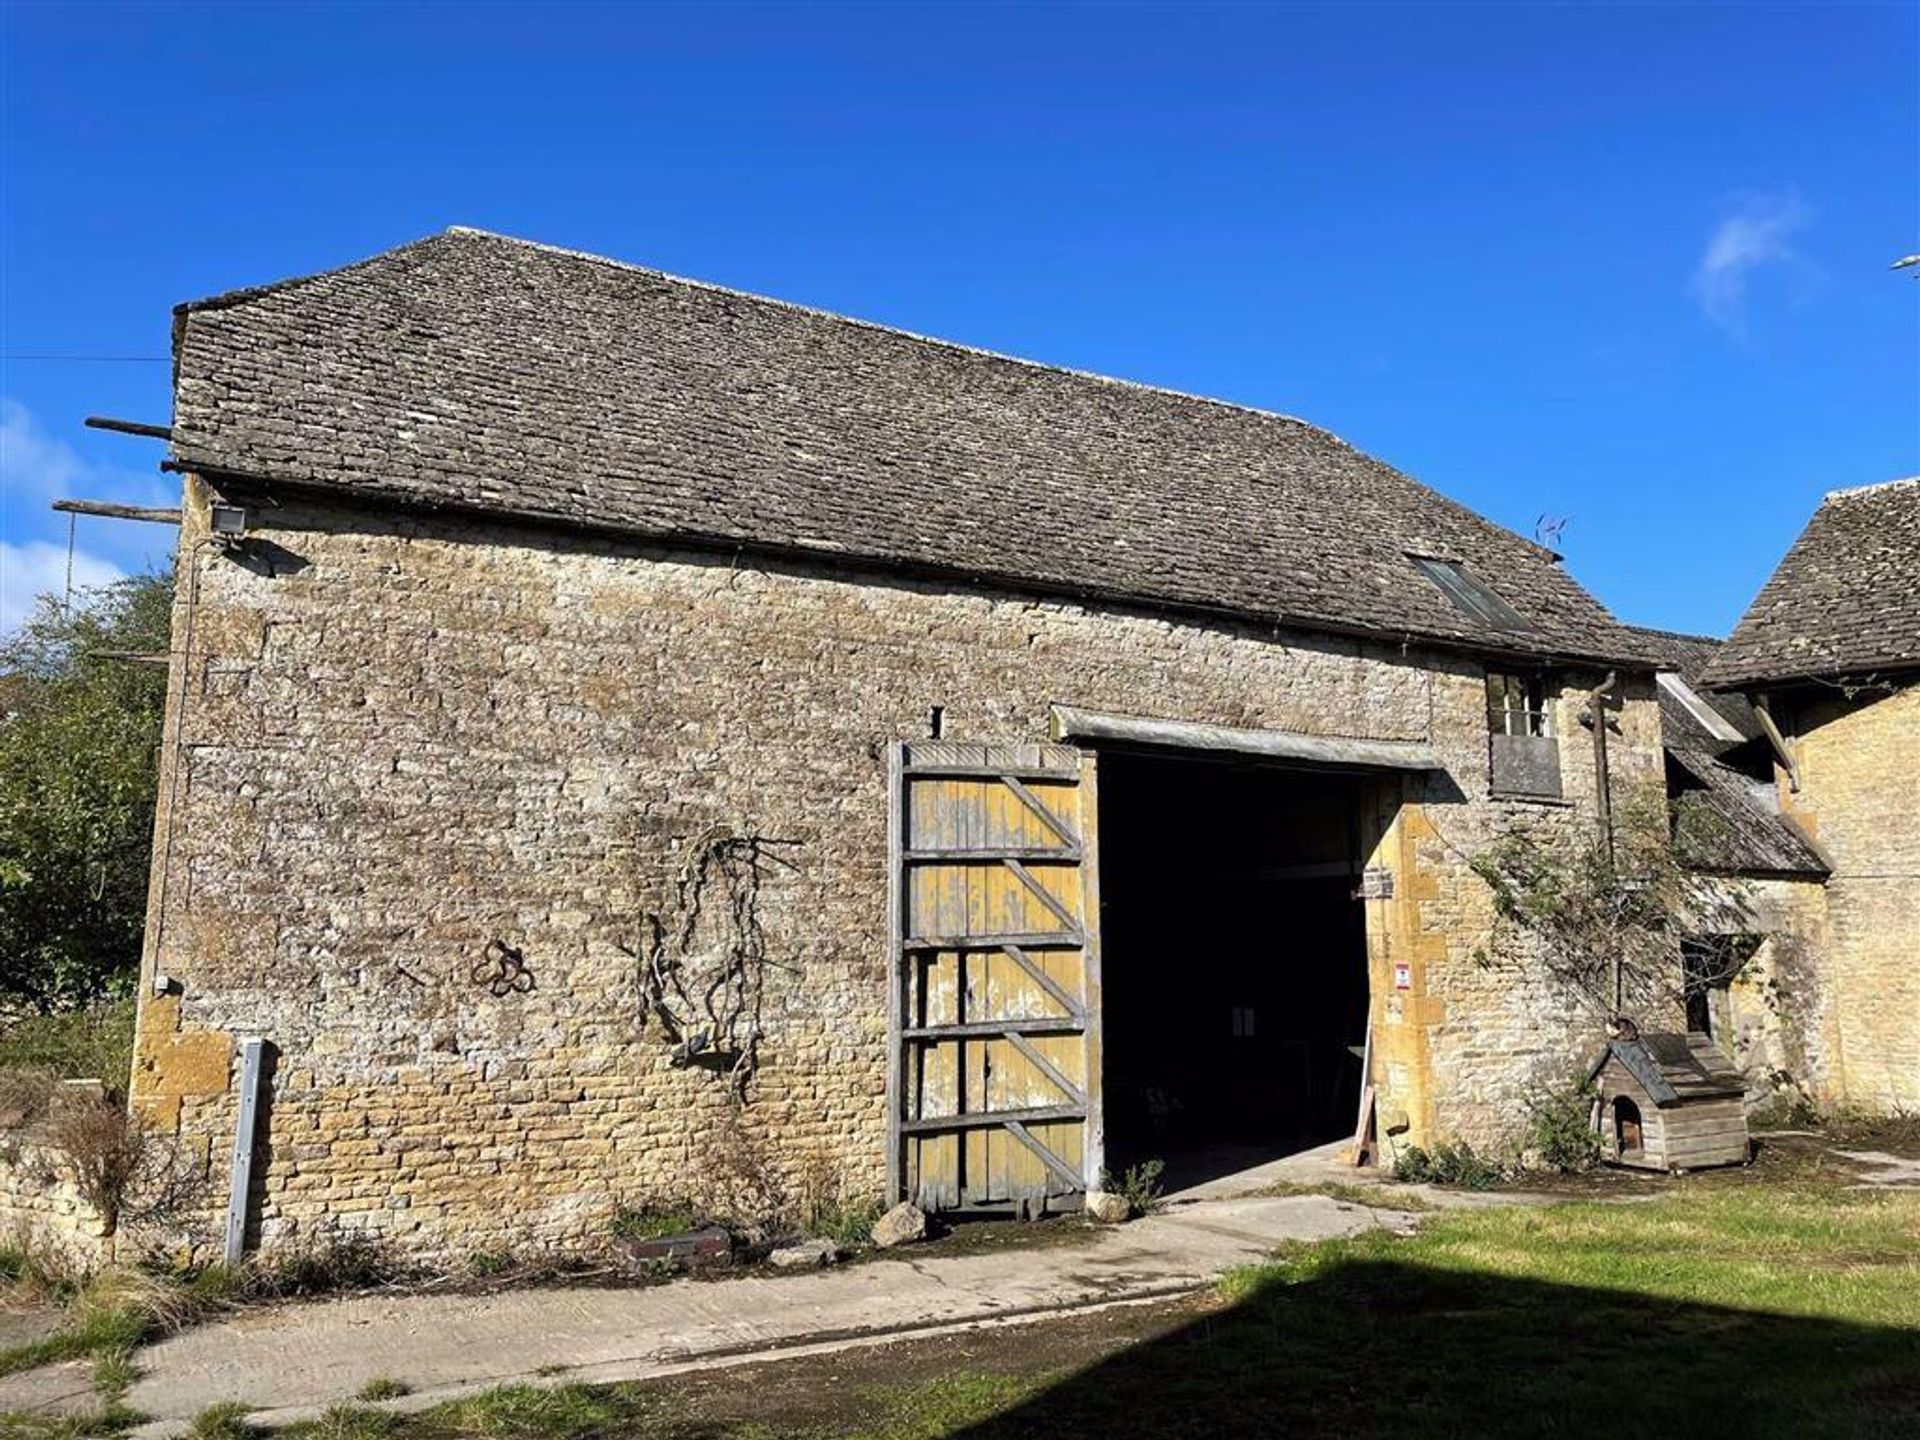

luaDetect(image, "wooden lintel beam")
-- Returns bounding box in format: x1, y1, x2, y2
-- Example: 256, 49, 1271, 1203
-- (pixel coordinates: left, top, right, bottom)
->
52, 499, 181, 525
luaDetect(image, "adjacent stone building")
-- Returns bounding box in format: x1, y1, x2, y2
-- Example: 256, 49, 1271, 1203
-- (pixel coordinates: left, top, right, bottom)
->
131, 229, 1676, 1261
1700, 478, 1920, 1113
1632, 627, 1830, 1104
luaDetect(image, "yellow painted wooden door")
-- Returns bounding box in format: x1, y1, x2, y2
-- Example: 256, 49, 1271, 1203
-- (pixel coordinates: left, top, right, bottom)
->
887, 742, 1103, 1213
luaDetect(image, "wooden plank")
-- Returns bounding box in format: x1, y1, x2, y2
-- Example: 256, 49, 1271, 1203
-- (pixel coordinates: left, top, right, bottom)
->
904, 846, 1082, 863
52, 498, 181, 524
904, 762, 1079, 780
885, 741, 906, 1203
904, 931, 1082, 951
1006, 1119, 1083, 1192
999, 944, 1083, 1021
1001, 776, 1079, 846
1005, 1030, 1087, 1107
1074, 747, 1105, 1197
901, 1104, 1084, 1135
902, 1017, 1083, 1040
1004, 858, 1082, 936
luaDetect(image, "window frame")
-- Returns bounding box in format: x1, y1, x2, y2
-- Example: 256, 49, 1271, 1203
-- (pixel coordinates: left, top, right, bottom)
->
1410, 555, 1531, 631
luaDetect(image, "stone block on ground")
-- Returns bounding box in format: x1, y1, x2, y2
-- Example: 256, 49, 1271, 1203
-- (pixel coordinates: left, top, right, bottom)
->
869, 1202, 928, 1249
1084, 1190, 1131, 1224
768, 1237, 843, 1270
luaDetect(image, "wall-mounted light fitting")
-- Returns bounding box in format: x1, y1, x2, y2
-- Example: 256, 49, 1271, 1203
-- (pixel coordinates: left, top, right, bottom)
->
208, 504, 251, 541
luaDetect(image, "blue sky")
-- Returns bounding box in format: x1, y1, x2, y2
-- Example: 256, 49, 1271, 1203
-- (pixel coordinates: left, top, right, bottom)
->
3, 3, 1915, 637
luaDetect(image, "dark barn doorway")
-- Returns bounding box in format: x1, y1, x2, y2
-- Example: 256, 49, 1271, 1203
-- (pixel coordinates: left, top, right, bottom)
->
1097, 749, 1372, 1193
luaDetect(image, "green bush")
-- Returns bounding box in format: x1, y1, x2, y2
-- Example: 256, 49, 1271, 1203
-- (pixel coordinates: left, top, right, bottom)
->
1526, 1078, 1601, 1174
0, 574, 173, 1014
1392, 1141, 1504, 1190
0, 1002, 137, 1092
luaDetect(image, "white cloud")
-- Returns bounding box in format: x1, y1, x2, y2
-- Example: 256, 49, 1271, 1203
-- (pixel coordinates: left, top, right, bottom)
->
1691, 194, 1810, 332
0, 540, 126, 635
1, 397, 175, 510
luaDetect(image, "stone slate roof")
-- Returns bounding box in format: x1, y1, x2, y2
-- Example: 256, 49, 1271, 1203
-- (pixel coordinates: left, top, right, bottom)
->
1703, 478, 1920, 689
1623, 626, 1827, 879
169, 228, 1652, 666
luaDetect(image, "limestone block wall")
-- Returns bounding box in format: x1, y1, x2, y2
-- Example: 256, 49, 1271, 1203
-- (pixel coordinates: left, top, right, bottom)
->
1713, 876, 1834, 1106
131, 477, 1664, 1260
0, 1085, 113, 1275
1778, 683, 1920, 1111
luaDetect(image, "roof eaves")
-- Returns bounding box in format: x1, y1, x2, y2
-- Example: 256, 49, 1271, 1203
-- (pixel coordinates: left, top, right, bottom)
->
169, 455, 1652, 671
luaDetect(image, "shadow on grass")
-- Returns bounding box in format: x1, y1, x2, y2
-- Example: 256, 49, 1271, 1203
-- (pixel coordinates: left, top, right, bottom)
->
948, 1257, 1920, 1440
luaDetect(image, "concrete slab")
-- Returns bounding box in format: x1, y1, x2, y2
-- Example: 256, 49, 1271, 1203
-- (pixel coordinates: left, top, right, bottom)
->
117, 1192, 1414, 1430
1837, 1149, 1920, 1187
1161, 1137, 1541, 1210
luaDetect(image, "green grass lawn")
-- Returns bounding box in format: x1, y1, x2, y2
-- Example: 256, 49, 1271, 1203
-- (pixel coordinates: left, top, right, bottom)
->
267, 1159, 1917, 1440
7, 1141, 1917, 1440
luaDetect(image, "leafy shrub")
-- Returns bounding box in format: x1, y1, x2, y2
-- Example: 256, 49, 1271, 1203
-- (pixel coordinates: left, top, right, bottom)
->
0, 575, 173, 1014
1392, 1141, 1504, 1190
1526, 1078, 1601, 1174
0, 1002, 136, 1094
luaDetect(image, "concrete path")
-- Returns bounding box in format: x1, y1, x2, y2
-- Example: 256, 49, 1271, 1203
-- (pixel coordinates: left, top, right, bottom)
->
103, 1192, 1412, 1431
1837, 1149, 1920, 1187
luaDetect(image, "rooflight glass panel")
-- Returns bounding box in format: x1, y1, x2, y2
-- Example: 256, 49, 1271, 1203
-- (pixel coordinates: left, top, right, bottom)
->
1411, 556, 1531, 631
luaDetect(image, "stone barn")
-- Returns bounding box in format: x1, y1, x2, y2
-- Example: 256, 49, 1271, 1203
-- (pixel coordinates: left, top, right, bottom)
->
1699, 478, 1920, 1114
128, 229, 1670, 1261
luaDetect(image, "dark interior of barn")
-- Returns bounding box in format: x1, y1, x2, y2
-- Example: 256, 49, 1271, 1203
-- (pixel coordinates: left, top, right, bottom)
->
1097, 749, 1372, 1194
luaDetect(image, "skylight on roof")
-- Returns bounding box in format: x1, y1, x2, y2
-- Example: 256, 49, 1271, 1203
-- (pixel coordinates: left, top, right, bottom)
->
1410, 556, 1531, 630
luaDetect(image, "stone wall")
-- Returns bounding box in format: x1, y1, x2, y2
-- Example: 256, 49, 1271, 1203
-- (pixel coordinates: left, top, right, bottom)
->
1714, 875, 1833, 1107
130, 476, 1665, 1261
0, 1084, 112, 1275
1778, 683, 1920, 1111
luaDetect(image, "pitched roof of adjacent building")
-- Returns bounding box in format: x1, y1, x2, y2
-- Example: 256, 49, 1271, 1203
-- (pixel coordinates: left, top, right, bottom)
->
1625, 625, 1827, 879
1702, 478, 1920, 689
169, 228, 1652, 666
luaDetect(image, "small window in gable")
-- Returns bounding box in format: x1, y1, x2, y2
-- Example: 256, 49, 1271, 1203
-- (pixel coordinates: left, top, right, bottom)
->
1411, 556, 1530, 630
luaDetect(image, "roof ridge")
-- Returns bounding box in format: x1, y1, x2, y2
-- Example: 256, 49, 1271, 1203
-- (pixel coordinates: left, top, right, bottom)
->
1823, 475, 1920, 501
1625, 623, 1724, 645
